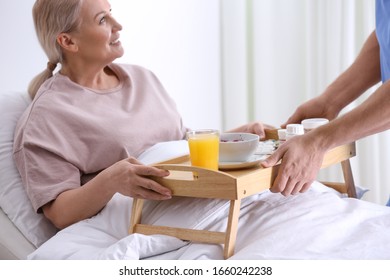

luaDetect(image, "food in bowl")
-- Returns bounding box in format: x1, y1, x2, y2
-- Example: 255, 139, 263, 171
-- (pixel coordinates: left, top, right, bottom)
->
219, 133, 259, 162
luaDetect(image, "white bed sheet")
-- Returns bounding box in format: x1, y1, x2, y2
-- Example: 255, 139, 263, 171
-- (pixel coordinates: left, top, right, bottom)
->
28, 180, 390, 260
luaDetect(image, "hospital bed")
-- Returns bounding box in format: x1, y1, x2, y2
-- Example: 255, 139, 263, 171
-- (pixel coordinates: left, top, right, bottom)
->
1, 91, 389, 260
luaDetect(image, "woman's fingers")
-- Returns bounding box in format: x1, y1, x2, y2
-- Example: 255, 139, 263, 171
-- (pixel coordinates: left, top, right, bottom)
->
134, 186, 172, 200
135, 176, 172, 198
126, 157, 170, 177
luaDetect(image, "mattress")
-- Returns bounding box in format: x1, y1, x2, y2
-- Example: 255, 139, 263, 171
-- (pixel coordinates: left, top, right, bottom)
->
0, 208, 36, 260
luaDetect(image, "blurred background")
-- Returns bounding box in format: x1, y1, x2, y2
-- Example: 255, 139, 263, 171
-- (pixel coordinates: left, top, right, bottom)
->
2, 0, 389, 205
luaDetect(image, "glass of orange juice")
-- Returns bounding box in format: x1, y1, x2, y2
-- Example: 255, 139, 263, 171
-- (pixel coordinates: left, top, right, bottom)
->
187, 129, 220, 171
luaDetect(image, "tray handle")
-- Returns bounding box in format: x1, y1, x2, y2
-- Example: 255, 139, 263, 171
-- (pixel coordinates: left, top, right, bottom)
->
151, 164, 238, 199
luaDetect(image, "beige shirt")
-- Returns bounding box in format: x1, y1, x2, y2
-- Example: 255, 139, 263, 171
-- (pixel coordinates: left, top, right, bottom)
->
13, 64, 187, 212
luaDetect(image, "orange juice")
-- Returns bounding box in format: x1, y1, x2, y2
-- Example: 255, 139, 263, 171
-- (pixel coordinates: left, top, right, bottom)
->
187, 130, 219, 170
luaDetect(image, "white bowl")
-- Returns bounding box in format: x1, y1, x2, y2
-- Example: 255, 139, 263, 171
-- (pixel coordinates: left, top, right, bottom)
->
219, 133, 259, 162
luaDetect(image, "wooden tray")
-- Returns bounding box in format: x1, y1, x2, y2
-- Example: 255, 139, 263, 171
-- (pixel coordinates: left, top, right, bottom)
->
129, 138, 356, 259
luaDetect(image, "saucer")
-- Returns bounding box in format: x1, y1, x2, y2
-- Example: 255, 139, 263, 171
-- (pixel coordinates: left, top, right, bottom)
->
218, 154, 269, 170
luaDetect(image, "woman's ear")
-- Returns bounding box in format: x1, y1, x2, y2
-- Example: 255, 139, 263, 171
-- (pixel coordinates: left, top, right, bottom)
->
57, 33, 78, 53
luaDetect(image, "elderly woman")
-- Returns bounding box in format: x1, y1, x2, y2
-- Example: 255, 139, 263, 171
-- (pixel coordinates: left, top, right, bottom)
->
13, 0, 270, 230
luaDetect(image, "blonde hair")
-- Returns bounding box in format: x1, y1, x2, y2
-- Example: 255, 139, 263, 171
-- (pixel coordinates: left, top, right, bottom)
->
28, 0, 83, 99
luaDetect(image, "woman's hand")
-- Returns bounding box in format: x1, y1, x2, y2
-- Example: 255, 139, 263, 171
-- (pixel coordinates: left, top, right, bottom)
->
228, 122, 276, 140
42, 157, 172, 229
100, 157, 172, 200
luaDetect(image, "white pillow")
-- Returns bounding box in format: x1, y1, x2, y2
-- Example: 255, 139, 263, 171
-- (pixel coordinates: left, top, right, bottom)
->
0, 90, 188, 249
0, 91, 57, 247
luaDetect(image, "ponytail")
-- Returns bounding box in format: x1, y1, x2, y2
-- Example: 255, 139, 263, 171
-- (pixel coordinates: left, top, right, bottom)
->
28, 62, 57, 99
29, 0, 82, 99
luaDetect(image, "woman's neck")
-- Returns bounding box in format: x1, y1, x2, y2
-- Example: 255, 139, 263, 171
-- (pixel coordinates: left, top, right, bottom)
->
60, 62, 120, 90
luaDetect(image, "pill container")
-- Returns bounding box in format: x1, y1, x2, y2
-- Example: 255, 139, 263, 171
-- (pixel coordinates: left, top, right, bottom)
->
277, 129, 287, 145
301, 118, 329, 133
286, 124, 304, 140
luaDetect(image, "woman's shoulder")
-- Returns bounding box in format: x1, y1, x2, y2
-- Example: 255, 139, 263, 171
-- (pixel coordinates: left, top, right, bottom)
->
18, 75, 84, 133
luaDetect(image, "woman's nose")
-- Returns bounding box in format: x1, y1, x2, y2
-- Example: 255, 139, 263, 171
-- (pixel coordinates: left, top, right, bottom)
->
111, 17, 122, 32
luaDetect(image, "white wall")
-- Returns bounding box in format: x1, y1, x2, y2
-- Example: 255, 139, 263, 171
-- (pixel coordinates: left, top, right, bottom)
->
0, 0, 222, 131
111, 0, 222, 130
0, 1, 46, 93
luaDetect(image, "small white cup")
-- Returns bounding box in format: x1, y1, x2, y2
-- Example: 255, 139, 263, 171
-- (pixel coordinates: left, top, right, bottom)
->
301, 118, 329, 133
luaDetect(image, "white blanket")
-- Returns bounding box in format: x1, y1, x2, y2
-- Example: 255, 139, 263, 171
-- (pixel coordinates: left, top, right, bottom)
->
28, 141, 390, 260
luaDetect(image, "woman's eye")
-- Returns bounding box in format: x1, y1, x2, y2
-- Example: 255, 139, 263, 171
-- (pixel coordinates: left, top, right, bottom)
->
99, 10, 112, 25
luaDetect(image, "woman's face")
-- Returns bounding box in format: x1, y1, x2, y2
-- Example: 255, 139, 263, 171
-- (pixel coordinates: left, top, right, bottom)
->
71, 0, 124, 65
